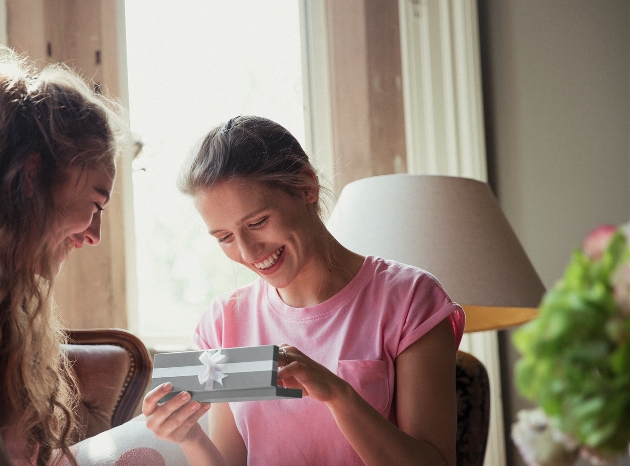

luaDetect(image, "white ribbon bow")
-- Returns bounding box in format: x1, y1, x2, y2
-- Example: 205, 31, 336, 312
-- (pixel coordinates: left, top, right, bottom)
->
198, 350, 228, 390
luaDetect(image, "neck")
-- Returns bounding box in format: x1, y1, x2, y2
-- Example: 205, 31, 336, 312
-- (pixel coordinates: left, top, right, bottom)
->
277, 227, 365, 308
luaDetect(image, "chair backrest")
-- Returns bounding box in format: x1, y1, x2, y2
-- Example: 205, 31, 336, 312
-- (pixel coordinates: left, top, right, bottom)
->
63, 328, 152, 442
456, 350, 491, 466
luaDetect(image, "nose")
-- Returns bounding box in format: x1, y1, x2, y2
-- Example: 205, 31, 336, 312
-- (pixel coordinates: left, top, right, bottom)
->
237, 233, 264, 264
83, 211, 102, 246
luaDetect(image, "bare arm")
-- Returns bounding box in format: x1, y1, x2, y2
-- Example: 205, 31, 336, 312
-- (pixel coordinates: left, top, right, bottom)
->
206, 401, 248, 466
143, 383, 230, 466
278, 317, 457, 466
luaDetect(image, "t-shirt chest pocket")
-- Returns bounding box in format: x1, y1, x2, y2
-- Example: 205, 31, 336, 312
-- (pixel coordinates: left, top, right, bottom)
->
337, 359, 390, 414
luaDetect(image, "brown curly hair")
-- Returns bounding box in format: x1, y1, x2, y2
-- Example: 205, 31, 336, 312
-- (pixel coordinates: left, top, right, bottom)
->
0, 46, 127, 465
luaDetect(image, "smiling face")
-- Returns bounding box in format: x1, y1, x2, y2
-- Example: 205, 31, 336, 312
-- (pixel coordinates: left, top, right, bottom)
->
194, 178, 321, 292
49, 164, 116, 275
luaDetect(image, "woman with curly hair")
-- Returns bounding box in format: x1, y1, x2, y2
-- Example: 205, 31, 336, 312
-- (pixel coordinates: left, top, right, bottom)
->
0, 46, 127, 465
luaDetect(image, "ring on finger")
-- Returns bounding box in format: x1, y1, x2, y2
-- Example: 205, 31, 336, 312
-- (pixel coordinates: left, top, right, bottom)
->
281, 348, 289, 367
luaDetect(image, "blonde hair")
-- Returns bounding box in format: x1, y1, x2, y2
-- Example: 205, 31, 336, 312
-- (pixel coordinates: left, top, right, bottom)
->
0, 46, 127, 465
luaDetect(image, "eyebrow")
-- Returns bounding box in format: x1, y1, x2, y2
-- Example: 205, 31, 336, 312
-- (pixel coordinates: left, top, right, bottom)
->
209, 206, 268, 235
94, 187, 111, 204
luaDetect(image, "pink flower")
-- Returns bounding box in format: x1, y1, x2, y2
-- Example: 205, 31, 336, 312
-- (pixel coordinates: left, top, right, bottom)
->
582, 224, 618, 261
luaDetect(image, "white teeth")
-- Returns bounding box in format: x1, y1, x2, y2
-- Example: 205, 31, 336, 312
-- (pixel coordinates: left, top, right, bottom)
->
255, 246, 284, 270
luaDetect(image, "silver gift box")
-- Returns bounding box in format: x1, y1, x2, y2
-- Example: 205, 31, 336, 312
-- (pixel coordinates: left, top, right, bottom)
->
151, 344, 302, 403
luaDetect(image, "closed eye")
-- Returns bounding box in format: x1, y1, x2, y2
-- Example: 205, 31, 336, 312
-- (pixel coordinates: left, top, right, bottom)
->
94, 202, 105, 212
249, 216, 269, 228
218, 233, 232, 243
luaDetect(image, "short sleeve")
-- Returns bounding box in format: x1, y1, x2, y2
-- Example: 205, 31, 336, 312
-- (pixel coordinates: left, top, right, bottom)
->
396, 272, 465, 356
450, 305, 466, 347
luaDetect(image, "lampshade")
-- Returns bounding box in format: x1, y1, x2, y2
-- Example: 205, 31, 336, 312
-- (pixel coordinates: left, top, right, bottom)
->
327, 174, 545, 332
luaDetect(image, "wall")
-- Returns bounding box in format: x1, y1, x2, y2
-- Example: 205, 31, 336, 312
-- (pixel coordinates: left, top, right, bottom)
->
5, 0, 133, 329
478, 1, 629, 464
326, 0, 407, 194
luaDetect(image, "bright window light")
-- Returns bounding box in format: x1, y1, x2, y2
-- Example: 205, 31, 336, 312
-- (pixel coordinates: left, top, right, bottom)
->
125, 0, 305, 343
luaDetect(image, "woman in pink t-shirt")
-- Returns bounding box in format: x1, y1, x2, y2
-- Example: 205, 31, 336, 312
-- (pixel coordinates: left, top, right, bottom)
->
144, 115, 465, 466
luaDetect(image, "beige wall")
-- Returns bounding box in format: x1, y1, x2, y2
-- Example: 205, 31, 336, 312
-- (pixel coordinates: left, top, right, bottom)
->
478, 1, 629, 464
6, 0, 131, 330
326, 0, 406, 195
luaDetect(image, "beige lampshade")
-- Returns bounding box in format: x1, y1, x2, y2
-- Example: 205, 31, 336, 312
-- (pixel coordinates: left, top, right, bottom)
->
327, 174, 545, 332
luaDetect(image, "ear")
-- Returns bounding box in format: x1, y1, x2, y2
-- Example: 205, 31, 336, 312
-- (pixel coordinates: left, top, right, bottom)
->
23, 153, 42, 198
301, 169, 320, 204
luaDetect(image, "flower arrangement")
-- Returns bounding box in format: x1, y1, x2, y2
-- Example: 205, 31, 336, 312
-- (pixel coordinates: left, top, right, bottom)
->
511, 223, 630, 465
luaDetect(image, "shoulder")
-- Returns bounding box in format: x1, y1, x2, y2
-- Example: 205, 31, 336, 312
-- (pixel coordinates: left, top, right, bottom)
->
365, 257, 465, 352
210, 278, 265, 309
367, 256, 448, 295
366, 256, 462, 334
199, 278, 269, 324
193, 278, 266, 348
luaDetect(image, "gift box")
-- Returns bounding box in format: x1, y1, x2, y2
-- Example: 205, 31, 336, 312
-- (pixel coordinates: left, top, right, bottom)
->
151, 344, 302, 403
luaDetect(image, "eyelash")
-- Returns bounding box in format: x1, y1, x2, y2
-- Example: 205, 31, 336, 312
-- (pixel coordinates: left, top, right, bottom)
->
218, 234, 232, 243
250, 216, 269, 228
94, 203, 105, 212
217, 217, 268, 243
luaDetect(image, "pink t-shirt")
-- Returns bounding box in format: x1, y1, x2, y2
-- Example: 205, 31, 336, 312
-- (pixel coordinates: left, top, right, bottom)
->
193, 256, 465, 466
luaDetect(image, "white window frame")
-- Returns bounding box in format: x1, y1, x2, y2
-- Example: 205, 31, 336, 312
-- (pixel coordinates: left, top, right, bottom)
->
398, 1, 505, 465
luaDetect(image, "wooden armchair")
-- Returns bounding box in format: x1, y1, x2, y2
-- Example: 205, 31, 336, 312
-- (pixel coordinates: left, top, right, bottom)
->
63, 328, 152, 443
456, 350, 491, 466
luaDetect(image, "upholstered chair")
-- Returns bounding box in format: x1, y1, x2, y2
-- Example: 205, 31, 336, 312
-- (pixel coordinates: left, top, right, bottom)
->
456, 350, 491, 466
64, 329, 152, 442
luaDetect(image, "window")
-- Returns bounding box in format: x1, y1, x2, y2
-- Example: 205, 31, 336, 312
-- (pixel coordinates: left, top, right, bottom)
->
125, 0, 309, 349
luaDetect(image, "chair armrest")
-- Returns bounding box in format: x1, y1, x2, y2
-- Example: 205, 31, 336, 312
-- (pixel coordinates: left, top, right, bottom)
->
63, 329, 152, 441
